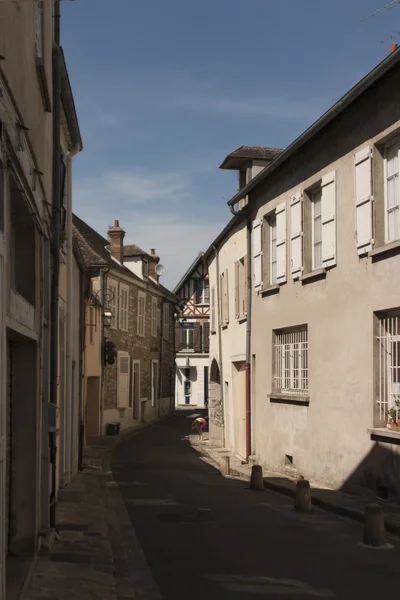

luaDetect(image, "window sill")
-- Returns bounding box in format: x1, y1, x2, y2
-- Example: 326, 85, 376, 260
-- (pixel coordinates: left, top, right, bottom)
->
369, 239, 400, 260
269, 393, 310, 406
368, 427, 400, 444
221, 324, 228, 330
211, 330, 216, 335
195, 303, 210, 307
300, 268, 326, 284
179, 349, 195, 353
260, 284, 280, 297
237, 316, 247, 324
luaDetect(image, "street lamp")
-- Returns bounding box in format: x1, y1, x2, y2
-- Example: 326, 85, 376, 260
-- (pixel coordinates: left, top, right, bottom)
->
103, 309, 113, 328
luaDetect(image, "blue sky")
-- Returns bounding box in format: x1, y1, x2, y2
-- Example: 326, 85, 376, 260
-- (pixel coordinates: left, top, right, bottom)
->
62, 0, 399, 288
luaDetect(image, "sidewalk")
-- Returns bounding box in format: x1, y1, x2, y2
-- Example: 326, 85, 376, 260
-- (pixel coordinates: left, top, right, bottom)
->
21, 425, 162, 600
190, 436, 400, 537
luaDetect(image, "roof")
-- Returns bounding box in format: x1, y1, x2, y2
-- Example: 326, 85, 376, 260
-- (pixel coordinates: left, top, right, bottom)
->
173, 252, 205, 294
219, 146, 283, 170
228, 46, 400, 207
123, 244, 157, 261
72, 214, 177, 301
60, 48, 82, 151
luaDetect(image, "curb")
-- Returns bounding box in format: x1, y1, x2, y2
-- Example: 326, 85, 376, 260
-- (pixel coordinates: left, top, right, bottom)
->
197, 445, 400, 537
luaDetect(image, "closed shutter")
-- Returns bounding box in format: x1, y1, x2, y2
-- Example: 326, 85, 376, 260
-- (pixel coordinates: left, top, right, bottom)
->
175, 323, 181, 352
163, 304, 169, 340
203, 322, 210, 353
117, 352, 130, 408
119, 285, 129, 331
194, 322, 202, 353
276, 202, 287, 284
355, 147, 373, 254
243, 255, 248, 315
108, 280, 118, 328
234, 261, 240, 318
211, 286, 216, 331
223, 269, 229, 324
290, 193, 303, 278
253, 218, 263, 290
321, 171, 337, 267
151, 298, 157, 336
157, 308, 161, 336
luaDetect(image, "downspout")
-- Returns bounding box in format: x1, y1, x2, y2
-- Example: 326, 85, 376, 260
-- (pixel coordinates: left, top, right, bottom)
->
212, 244, 225, 448
65, 144, 81, 481
229, 204, 252, 459
49, 0, 61, 529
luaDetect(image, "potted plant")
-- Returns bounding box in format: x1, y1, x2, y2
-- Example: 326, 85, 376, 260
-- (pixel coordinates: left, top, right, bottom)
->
386, 397, 400, 431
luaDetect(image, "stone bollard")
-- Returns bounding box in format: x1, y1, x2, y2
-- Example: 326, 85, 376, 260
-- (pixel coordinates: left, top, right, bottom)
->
250, 465, 264, 490
363, 504, 387, 547
220, 455, 230, 476
294, 479, 312, 512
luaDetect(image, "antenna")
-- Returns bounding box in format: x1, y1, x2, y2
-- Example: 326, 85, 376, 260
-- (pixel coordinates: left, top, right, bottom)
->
361, 1, 400, 21
155, 264, 165, 276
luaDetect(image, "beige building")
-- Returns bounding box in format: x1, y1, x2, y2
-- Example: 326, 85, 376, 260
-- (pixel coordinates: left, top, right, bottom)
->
208, 47, 400, 500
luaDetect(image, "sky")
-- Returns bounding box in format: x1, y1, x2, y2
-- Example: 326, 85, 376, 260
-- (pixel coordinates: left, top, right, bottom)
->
61, 0, 400, 288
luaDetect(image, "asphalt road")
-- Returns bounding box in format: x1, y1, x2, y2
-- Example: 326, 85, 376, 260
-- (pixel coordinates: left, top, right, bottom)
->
111, 413, 400, 599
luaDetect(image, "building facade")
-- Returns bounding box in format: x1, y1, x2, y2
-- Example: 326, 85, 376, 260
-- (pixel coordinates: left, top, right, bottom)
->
209, 47, 400, 500
174, 254, 210, 410
73, 216, 177, 436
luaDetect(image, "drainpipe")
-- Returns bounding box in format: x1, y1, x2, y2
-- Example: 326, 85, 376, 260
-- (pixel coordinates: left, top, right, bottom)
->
229, 204, 252, 459
65, 144, 81, 482
49, 0, 61, 529
212, 244, 225, 448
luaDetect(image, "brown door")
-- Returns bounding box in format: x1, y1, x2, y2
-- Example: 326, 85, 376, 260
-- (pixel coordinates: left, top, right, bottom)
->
85, 377, 100, 438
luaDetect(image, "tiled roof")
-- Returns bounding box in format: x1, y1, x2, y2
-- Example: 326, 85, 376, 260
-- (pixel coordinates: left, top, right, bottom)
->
123, 244, 157, 261
220, 146, 283, 169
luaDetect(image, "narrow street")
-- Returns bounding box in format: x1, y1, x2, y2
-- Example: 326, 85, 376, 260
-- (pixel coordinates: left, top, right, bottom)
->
112, 413, 400, 600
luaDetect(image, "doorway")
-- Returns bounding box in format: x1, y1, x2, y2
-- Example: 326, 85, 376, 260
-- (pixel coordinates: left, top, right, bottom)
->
85, 376, 100, 438
232, 361, 246, 460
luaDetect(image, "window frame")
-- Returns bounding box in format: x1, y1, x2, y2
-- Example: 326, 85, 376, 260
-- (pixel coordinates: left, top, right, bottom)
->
119, 283, 129, 331
269, 214, 277, 285
273, 325, 308, 396
180, 323, 195, 351
195, 279, 210, 305
137, 291, 146, 337
311, 186, 323, 271
142, 259, 149, 280
384, 138, 400, 244
376, 310, 400, 425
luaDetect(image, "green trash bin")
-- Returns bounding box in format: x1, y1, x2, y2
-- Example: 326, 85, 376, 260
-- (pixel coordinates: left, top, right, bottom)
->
106, 422, 120, 436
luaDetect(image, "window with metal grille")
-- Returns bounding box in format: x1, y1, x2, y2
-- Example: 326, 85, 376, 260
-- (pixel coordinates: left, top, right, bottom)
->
377, 312, 400, 422
274, 326, 308, 395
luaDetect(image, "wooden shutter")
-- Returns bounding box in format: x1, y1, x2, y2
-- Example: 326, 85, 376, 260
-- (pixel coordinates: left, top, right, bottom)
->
108, 280, 118, 328
194, 322, 202, 353
276, 202, 287, 284
223, 269, 229, 324
243, 255, 248, 315
203, 322, 210, 353
211, 286, 216, 331
355, 147, 373, 254
175, 323, 181, 352
321, 171, 337, 267
163, 304, 169, 340
157, 307, 161, 335
290, 193, 303, 278
117, 352, 130, 408
253, 218, 263, 290
234, 261, 240, 318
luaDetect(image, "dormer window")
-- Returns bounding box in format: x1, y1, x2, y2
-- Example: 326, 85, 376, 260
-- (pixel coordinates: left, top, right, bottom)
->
142, 259, 149, 280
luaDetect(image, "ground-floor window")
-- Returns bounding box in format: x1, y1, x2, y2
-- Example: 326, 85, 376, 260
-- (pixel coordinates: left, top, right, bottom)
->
377, 312, 400, 422
273, 326, 308, 395
184, 367, 191, 404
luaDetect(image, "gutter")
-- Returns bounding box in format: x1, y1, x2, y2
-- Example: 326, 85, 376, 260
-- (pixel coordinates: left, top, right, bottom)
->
228, 47, 400, 208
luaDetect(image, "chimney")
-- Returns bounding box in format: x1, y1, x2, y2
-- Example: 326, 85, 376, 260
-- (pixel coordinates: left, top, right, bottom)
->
390, 43, 398, 54
107, 220, 125, 264
148, 248, 160, 282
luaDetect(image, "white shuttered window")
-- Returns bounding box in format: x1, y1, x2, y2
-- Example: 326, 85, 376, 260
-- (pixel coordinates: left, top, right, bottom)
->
117, 352, 130, 408
119, 284, 129, 331
108, 278, 118, 329
290, 193, 303, 278
321, 171, 337, 267
253, 218, 263, 290
270, 215, 277, 285
385, 140, 400, 243
211, 286, 216, 332
275, 202, 286, 284
151, 297, 158, 337
163, 304, 170, 340
137, 292, 146, 337
355, 147, 373, 254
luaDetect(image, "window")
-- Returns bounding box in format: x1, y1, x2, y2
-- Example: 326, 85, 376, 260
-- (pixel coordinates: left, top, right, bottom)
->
184, 367, 191, 405
196, 280, 210, 304
235, 257, 247, 318
151, 297, 158, 337
377, 312, 400, 423
270, 215, 277, 285
35, 1, 44, 60
107, 278, 118, 328
151, 360, 159, 407
137, 291, 146, 336
274, 326, 308, 395
211, 286, 216, 332
180, 323, 194, 350
312, 188, 322, 269
219, 270, 229, 325
385, 140, 400, 243
142, 259, 149, 280
163, 303, 170, 340
117, 351, 130, 408
119, 284, 129, 331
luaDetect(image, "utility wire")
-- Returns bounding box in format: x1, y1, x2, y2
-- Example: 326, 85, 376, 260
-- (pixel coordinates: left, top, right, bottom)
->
361, 1, 400, 21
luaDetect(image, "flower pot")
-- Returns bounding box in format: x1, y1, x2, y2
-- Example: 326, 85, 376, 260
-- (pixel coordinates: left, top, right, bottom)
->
387, 422, 400, 432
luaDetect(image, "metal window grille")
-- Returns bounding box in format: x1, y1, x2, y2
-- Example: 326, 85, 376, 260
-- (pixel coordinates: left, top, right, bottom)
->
275, 328, 308, 394
377, 314, 400, 421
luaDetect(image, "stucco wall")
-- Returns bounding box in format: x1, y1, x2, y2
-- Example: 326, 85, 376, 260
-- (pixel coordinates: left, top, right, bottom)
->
175, 356, 209, 407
